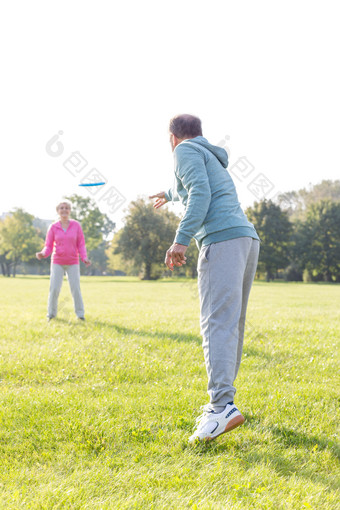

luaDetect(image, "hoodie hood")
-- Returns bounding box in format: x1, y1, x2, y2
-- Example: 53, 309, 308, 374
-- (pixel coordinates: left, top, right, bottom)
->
185, 136, 229, 168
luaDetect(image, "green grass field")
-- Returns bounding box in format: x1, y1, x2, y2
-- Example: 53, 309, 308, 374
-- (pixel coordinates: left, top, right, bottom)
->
0, 276, 339, 509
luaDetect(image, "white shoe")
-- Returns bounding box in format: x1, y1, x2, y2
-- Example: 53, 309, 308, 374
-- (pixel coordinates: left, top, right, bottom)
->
189, 403, 245, 444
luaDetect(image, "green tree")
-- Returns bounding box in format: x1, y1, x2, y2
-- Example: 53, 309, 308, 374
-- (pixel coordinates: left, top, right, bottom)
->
87, 241, 109, 275
0, 209, 42, 277
246, 200, 292, 281
114, 198, 178, 280
277, 180, 340, 221
296, 200, 340, 282
65, 194, 115, 250
107, 230, 138, 276
0, 252, 11, 277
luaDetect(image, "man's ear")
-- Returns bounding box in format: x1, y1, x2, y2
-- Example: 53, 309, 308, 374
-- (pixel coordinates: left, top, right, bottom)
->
172, 134, 181, 149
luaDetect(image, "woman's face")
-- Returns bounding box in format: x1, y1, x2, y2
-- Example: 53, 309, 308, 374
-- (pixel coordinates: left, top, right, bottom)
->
57, 203, 71, 220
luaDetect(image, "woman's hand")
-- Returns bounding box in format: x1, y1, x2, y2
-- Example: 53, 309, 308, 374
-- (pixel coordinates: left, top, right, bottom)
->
36, 252, 44, 260
149, 192, 168, 209
83, 258, 91, 267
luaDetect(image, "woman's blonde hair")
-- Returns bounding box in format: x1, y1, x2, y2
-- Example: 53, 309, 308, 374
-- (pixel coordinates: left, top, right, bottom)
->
56, 199, 72, 212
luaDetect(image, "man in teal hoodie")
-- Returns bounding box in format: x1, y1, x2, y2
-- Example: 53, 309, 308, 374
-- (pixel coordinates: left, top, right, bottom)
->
150, 114, 260, 443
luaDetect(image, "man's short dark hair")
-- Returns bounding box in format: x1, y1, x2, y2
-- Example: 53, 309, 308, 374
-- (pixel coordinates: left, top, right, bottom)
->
169, 114, 203, 139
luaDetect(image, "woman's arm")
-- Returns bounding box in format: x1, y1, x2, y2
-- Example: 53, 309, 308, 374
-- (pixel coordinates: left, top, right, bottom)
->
36, 225, 54, 260
77, 224, 91, 267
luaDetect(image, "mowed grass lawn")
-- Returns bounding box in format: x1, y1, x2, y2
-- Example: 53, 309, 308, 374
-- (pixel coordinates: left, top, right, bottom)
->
0, 276, 339, 510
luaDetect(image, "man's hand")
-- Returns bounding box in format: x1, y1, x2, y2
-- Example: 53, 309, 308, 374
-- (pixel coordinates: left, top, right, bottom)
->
149, 191, 168, 209
165, 243, 188, 271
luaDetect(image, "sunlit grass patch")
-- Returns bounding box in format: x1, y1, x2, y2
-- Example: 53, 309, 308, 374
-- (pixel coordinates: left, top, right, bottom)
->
0, 277, 339, 509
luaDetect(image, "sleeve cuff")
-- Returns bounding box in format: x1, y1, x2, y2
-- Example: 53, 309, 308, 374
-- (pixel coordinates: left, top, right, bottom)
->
174, 232, 191, 246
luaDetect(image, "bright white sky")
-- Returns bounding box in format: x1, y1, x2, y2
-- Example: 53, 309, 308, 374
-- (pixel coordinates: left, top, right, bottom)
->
1, 0, 339, 228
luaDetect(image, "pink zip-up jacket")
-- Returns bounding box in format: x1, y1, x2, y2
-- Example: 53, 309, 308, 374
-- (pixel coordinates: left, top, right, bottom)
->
42, 220, 87, 265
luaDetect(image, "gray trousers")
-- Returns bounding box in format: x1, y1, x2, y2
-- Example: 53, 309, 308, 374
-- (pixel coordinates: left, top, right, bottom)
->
197, 237, 260, 407
48, 264, 85, 318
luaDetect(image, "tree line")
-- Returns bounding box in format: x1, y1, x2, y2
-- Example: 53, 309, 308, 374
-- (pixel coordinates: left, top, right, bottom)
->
250, 179, 340, 282
1, 181, 339, 282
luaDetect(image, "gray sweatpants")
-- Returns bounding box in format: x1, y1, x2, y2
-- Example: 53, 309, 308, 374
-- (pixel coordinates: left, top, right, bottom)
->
48, 264, 85, 318
197, 237, 260, 407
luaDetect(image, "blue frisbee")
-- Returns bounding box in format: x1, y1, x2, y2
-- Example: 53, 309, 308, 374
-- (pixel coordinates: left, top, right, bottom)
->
78, 182, 106, 187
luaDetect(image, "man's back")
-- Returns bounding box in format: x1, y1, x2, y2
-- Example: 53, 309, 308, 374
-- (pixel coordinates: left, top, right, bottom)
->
173, 136, 259, 247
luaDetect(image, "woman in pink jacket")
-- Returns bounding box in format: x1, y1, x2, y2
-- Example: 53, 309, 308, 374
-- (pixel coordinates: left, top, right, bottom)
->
36, 200, 91, 321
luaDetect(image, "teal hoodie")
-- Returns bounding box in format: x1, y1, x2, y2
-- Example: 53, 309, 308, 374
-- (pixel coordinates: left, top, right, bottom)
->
165, 136, 259, 248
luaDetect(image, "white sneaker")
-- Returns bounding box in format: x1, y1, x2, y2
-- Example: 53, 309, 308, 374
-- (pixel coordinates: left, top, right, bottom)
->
188, 403, 245, 444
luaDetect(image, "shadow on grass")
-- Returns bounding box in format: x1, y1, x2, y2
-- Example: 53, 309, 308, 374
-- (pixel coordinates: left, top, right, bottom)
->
79, 279, 141, 284
90, 321, 272, 361
47, 317, 87, 326
93, 320, 202, 344
91, 321, 272, 359
188, 414, 340, 491
205, 414, 339, 459
268, 424, 340, 459
80, 278, 195, 284
7, 275, 50, 280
